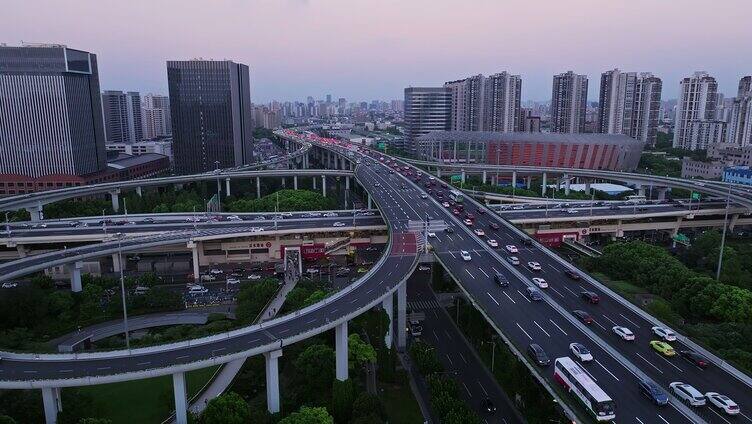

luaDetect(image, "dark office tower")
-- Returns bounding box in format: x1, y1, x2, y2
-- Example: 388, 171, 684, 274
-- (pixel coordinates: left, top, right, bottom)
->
102, 90, 142, 143
404, 87, 452, 151
167, 60, 253, 174
551, 71, 588, 133
0, 44, 107, 177
738, 76, 751, 97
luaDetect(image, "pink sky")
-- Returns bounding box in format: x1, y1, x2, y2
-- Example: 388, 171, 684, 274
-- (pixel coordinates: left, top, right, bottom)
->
2, 0, 750, 102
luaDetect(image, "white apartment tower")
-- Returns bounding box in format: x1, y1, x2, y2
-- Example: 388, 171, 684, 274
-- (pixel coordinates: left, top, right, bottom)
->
673, 71, 718, 150
598, 69, 662, 145
483, 72, 522, 132
141, 93, 171, 139
444, 75, 484, 131
551, 71, 588, 133
726, 76, 752, 146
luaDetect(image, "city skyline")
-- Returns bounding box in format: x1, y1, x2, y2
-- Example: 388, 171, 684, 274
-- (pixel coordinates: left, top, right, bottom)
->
2, 0, 750, 102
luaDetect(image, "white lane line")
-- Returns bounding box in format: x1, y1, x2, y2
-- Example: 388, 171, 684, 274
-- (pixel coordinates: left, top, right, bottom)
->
594, 321, 609, 332
444, 330, 452, 340
487, 292, 500, 306
709, 408, 732, 424
23, 370, 37, 374
459, 352, 467, 364
533, 320, 551, 337
478, 268, 489, 278
448, 251, 456, 259
446, 235, 453, 242
601, 314, 618, 326
619, 313, 641, 328
491, 266, 499, 274
516, 322, 533, 340
176, 355, 189, 360
657, 415, 670, 424
137, 361, 151, 366
477, 381, 489, 396
278, 328, 290, 334
305, 318, 317, 324
549, 319, 568, 336
445, 354, 454, 366
549, 287, 566, 298
635, 418, 645, 424
466, 269, 475, 279
97, 366, 111, 371
517, 289, 532, 303
59, 369, 73, 373
654, 352, 684, 373
739, 412, 752, 422
635, 352, 663, 374
594, 359, 620, 381
462, 382, 472, 397
502, 291, 516, 304
563, 286, 578, 296
580, 365, 598, 382
433, 330, 439, 342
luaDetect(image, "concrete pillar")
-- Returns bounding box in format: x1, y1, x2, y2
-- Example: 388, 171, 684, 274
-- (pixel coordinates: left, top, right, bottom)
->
110, 190, 120, 213
69, 261, 83, 293
564, 174, 571, 195
190, 242, 200, 282
461, 170, 466, 184
382, 294, 393, 348
175, 183, 184, 190
585, 180, 591, 193
112, 253, 122, 273
136, 186, 142, 197
256, 177, 261, 199
294, 176, 298, 190
368, 195, 372, 209
482, 170, 487, 184
16, 244, 27, 258
172, 372, 188, 424
335, 321, 349, 381
397, 282, 407, 350
313, 176, 317, 190
26, 206, 42, 222
345, 176, 350, 191
322, 176, 327, 197
637, 186, 646, 197
264, 349, 283, 414
729, 213, 740, 231
225, 178, 231, 197
526, 176, 531, 190
512, 171, 517, 189
656, 187, 668, 200
281, 177, 286, 188
42, 387, 59, 424
541, 172, 547, 196
437, 167, 442, 178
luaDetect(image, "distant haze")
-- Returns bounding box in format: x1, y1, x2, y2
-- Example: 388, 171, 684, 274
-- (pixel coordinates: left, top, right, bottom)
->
2, 0, 750, 102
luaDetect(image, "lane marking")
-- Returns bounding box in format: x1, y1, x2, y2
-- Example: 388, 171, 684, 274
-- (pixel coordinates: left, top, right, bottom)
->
459, 352, 467, 364
462, 382, 472, 397
549, 319, 568, 336
448, 251, 456, 259
59, 369, 73, 373
657, 415, 670, 424
636, 418, 645, 424
654, 352, 684, 373
478, 268, 489, 278
445, 354, 454, 366
593, 321, 609, 332
594, 359, 620, 381
533, 320, 551, 338
516, 322, 533, 340
477, 381, 488, 396
619, 313, 641, 328
549, 287, 566, 298
516, 289, 532, 303
487, 292, 500, 306
502, 291, 516, 304
601, 314, 618, 326
465, 269, 475, 279
709, 408, 732, 424
635, 352, 663, 374
563, 286, 578, 296
176, 355, 189, 360
579, 364, 598, 382
137, 362, 151, 366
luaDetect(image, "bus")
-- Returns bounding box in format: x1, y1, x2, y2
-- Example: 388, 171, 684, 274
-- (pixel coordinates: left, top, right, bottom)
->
554, 357, 615, 421
625, 194, 647, 204
449, 190, 464, 203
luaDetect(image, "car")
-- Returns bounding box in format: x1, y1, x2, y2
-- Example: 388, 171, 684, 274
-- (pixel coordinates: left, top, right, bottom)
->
200, 274, 217, 282
505, 245, 518, 253
638, 380, 669, 406
374, 182, 381, 187
527, 261, 542, 271
520, 237, 533, 246
389, 170, 394, 174
442, 202, 450, 208
305, 268, 319, 274
480, 397, 497, 414
569, 343, 593, 362
476, 208, 486, 215
609, 205, 621, 210
564, 269, 581, 280
253, 216, 266, 221
323, 212, 338, 217
227, 215, 242, 221
465, 213, 475, 220
463, 219, 473, 226
486, 239, 498, 248
444, 227, 454, 234
612, 326, 635, 341
247, 274, 262, 280
420, 193, 428, 199
678, 350, 710, 368
705, 392, 740, 415
489, 222, 499, 230
226, 277, 240, 285
580, 290, 600, 304
669, 382, 706, 407
526, 287, 543, 301
494, 272, 509, 287
427, 232, 437, 238
532, 277, 548, 289
507, 256, 520, 265
1, 282, 18, 289
209, 268, 224, 275
332, 222, 346, 227
572, 310, 593, 324
649, 340, 676, 357
453, 209, 461, 216
473, 229, 485, 236
651, 326, 677, 342
410, 323, 423, 337
460, 251, 471, 261
418, 265, 430, 272
566, 209, 578, 214
527, 343, 551, 366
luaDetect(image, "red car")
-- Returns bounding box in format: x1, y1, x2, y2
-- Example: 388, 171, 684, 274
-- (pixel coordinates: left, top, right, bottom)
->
476, 208, 486, 214
452, 209, 460, 215
465, 213, 475, 220
489, 222, 500, 230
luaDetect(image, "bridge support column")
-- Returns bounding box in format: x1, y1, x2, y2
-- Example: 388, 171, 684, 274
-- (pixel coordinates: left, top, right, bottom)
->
225, 178, 231, 197
637, 185, 646, 197
172, 372, 188, 424
16, 244, 27, 258
264, 349, 283, 414
345, 176, 350, 191
26, 205, 43, 222
313, 176, 317, 190
482, 170, 487, 184
335, 321, 349, 381
541, 173, 547, 196
397, 282, 407, 351
585, 180, 591, 193
112, 253, 122, 273
190, 242, 200, 282
110, 190, 120, 213
729, 214, 740, 231
367, 195, 372, 209
256, 177, 261, 199
294, 176, 298, 190
322, 176, 327, 197
656, 187, 668, 200
382, 294, 393, 348
437, 167, 442, 178
136, 186, 142, 197
512, 171, 517, 190
461, 170, 466, 184
564, 174, 571, 195
42, 387, 60, 424
281, 177, 286, 188
526, 176, 531, 190
69, 261, 83, 292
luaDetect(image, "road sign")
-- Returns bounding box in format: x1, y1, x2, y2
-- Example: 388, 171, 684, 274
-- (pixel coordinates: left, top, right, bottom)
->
673, 233, 690, 245
691, 192, 701, 201
207, 194, 220, 212
450, 175, 462, 182
377, 142, 386, 150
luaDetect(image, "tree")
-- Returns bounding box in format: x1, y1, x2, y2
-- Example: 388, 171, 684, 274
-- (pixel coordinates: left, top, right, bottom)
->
235, 280, 279, 324
0, 416, 16, 424
200, 392, 250, 424
330, 379, 355, 423
293, 344, 335, 400
348, 334, 376, 370
351, 392, 384, 420
77, 419, 112, 424
409, 341, 443, 375
278, 406, 333, 424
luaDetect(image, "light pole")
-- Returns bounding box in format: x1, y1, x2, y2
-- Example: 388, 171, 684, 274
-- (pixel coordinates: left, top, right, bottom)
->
4, 212, 10, 239
214, 161, 221, 212
483, 337, 498, 372
716, 183, 732, 281
102, 209, 108, 237
116, 233, 131, 350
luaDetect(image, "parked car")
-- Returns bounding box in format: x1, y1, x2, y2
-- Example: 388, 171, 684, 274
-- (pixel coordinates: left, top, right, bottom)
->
226, 277, 240, 285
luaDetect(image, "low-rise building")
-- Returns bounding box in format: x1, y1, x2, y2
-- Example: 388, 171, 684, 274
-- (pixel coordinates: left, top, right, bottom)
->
723, 166, 752, 186
105, 138, 173, 163
681, 157, 728, 179
707, 143, 752, 167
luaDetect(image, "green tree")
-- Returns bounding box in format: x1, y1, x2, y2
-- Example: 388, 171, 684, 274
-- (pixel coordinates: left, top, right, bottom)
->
351, 392, 384, 420
278, 406, 333, 424
348, 334, 376, 370
0, 416, 16, 424
200, 392, 250, 424
77, 419, 112, 424
293, 344, 335, 400
409, 341, 443, 375
235, 280, 279, 324
330, 379, 355, 423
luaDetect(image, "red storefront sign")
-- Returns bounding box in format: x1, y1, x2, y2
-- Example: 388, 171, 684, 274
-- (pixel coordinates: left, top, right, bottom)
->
534, 231, 581, 248
281, 244, 327, 260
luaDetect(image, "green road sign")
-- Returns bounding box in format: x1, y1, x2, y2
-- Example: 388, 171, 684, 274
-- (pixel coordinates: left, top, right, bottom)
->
691, 192, 701, 201
377, 142, 386, 150
450, 175, 462, 182
207, 194, 220, 212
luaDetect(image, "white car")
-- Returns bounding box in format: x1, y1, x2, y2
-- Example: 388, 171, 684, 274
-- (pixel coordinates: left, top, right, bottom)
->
463, 219, 473, 226
333, 222, 346, 227
226, 277, 240, 285
306, 268, 319, 274
247, 274, 262, 280
669, 382, 706, 406
505, 245, 518, 254
705, 392, 740, 415
253, 216, 266, 221
566, 209, 578, 214
442, 202, 450, 208
507, 256, 520, 266
427, 232, 437, 238
487, 239, 498, 248
227, 215, 242, 221
612, 326, 635, 341
420, 193, 428, 199
473, 229, 485, 236
532, 277, 548, 288
324, 212, 338, 217
250, 227, 264, 233
460, 251, 471, 261
527, 262, 542, 271
209, 268, 223, 275
651, 326, 677, 342
569, 343, 593, 362
1, 282, 18, 289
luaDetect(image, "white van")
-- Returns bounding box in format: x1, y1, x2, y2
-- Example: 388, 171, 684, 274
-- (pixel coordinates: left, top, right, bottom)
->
134, 286, 150, 295
188, 285, 209, 295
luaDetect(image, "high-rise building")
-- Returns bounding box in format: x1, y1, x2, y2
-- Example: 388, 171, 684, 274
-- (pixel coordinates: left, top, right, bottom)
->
0, 44, 107, 178
727, 76, 752, 146
519, 108, 541, 133
597, 70, 662, 145
167, 60, 253, 174
102, 90, 142, 144
673, 71, 718, 150
551, 71, 588, 133
738, 76, 751, 98
404, 87, 452, 150
688, 120, 726, 150
483, 72, 522, 132
445, 75, 484, 131
142, 93, 171, 136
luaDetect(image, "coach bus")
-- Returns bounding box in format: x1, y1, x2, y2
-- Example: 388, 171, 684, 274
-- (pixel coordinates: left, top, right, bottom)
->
449, 189, 464, 203
554, 357, 615, 421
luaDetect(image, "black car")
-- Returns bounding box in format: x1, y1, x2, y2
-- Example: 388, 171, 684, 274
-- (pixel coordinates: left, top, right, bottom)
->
444, 227, 454, 234
638, 380, 669, 406
678, 350, 710, 368
526, 287, 543, 301
609, 205, 621, 210
572, 309, 594, 324
480, 397, 496, 414
520, 237, 533, 247
581, 290, 600, 304
489, 222, 500, 230
564, 269, 581, 280
493, 272, 509, 287
527, 343, 550, 366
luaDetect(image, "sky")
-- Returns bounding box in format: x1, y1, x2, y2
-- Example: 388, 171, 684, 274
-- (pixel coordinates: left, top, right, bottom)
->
2, 0, 750, 103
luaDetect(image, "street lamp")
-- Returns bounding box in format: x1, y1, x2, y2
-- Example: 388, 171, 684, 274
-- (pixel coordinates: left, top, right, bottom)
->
214, 161, 221, 212
482, 336, 499, 373
116, 232, 131, 350
716, 183, 732, 281
4, 212, 11, 239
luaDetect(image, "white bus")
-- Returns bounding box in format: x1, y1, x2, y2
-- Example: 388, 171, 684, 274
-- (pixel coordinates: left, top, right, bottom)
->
625, 194, 647, 204
449, 189, 464, 203
554, 357, 615, 421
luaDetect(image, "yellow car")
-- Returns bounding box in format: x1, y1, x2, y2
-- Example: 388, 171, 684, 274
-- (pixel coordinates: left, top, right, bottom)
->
650, 340, 676, 357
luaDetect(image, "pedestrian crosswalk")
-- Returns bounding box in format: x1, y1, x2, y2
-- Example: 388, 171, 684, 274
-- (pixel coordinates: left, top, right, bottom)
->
407, 300, 441, 310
